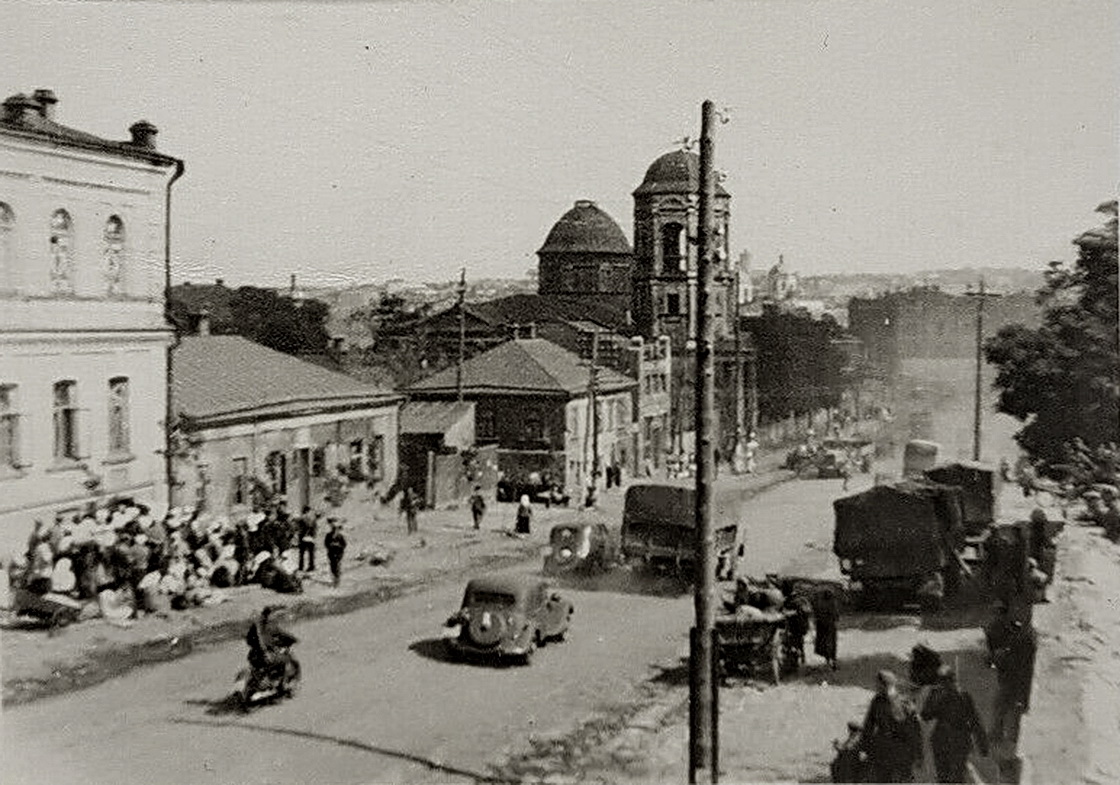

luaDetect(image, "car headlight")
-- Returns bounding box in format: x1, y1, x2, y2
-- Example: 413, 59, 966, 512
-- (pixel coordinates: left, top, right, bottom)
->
559, 548, 573, 559
840, 558, 852, 572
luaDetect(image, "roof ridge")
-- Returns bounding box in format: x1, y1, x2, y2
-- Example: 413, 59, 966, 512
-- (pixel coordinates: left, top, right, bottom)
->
511, 339, 569, 389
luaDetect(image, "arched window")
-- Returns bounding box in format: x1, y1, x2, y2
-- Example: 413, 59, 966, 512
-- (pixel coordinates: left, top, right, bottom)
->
49, 209, 74, 294
661, 223, 685, 274
104, 215, 125, 296
0, 203, 13, 288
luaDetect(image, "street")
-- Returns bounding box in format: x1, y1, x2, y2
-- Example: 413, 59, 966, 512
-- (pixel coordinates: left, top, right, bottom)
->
3, 474, 867, 785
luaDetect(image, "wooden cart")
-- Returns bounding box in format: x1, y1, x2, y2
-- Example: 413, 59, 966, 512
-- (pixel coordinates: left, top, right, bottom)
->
715, 607, 800, 685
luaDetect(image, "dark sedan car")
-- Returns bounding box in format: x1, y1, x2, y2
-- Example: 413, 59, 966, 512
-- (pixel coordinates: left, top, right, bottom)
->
443, 576, 573, 664
543, 522, 616, 575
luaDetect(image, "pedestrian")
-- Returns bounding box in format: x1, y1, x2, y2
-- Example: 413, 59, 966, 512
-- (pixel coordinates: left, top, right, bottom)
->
990, 619, 1036, 775
324, 518, 347, 588
515, 494, 532, 535
921, 665, 989, 783
401, 487, 419, 535
813, 587, 841, 670
297, 507, 317, 573
840, 461, 852, 491
860, 669, 923, 782
469, 485, 486, 530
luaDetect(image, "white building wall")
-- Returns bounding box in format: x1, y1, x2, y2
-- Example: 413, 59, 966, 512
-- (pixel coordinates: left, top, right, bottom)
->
0, 133, 178, 559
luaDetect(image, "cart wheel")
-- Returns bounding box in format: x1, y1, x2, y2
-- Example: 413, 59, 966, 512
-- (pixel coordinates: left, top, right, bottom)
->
771, 630, 784, 685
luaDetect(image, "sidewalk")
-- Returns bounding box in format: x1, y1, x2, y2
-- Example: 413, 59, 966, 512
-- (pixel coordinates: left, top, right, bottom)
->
2, 453, 794, 708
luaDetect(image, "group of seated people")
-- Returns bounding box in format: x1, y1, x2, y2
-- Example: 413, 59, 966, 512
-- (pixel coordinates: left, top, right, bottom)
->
9, 497, 323, 621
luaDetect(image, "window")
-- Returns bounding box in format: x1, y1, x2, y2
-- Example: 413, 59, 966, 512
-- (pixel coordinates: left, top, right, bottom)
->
666, 292, 681, 316
524, 416, 544, 442
367, 435, 385, 482
478, 409, 496, 440
1, 384, 20, 469
104, 216, 125, 296
0, 203, 13, 288
49, 210, 74, 294
310, 447, 325, 478
231, 457, 249, 506
266, 451, 287, 494
349, 439, 364, 476
661, 223, 685, 273
107, 377, 130, 454
52, 381, 79, 460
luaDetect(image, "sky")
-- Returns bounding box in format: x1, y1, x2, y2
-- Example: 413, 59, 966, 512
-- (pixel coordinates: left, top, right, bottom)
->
4, 0, 1117, 288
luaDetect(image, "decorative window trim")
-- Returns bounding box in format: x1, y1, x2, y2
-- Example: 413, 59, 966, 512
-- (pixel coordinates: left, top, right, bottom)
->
49, 209, 75, 295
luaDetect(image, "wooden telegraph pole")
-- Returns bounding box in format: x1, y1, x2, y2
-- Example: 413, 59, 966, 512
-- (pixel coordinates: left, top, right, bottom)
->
456, 267, 467, 402
689, 99, 719, 785
965, 277, 1001, 461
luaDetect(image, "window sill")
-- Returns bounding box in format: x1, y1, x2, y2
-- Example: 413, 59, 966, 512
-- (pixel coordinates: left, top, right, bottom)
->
102, 452, 136, 466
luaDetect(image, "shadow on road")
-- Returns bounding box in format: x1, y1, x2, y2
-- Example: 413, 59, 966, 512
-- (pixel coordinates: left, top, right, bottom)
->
408, 636, 460, 664
168, 717, 513, 783
182, 694, 246, 716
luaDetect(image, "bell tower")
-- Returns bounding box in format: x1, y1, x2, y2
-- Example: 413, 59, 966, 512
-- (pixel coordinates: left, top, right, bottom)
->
631, 148, 732, 352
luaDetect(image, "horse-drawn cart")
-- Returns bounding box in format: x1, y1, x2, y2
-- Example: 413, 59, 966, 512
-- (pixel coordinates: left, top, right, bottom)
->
714, 606, 801, 685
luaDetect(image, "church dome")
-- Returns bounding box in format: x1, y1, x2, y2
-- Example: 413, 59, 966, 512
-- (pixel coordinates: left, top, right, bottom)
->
538, 200, 632, 255
633, 149, 730, 197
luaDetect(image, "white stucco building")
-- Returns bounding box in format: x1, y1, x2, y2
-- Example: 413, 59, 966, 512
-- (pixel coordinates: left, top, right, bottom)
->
0, 89, 184, 557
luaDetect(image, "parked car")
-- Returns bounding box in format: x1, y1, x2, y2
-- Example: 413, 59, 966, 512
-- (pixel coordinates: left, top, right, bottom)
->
544, 522, 616, 575
443, 576, 573, 664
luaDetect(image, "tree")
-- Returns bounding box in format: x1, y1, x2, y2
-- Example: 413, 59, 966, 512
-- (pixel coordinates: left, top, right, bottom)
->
226, 287, 331, 356
984, 201, 1119, 466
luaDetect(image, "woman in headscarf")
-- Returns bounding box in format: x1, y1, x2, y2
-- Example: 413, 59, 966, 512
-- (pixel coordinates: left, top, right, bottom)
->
515, 495, 532, 535
860, 669, 923, 782
813, 587, 841, 670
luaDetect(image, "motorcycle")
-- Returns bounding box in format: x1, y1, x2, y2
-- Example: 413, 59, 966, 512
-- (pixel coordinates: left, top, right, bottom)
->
234, 645, 301, 710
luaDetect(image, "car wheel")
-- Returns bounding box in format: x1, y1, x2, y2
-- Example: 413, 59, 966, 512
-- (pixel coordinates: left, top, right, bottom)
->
534, 627, 547, 648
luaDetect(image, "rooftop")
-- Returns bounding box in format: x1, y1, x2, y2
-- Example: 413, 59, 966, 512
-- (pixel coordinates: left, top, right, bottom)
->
172, 335, 398, 424
538, 200, 632, 256
406, 338, 635, 397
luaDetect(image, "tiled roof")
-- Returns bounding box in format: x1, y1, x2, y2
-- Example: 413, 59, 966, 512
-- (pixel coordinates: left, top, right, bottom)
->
467, 294, 633, 334
407, 338, 635, 396
538, 200, 633, 255
400, 401, 474, 434
172, 336, 398, 422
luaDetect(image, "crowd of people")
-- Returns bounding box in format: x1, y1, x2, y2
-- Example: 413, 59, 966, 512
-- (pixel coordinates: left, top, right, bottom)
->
10, 496, 350, 622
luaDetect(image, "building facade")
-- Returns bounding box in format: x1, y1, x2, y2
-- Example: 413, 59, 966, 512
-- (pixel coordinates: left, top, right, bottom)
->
405, 339, 635, 493
170, 335, 400, 518
0, 89, 183, 557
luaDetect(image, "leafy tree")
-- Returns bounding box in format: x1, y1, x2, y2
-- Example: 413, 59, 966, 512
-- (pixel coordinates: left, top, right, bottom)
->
984, 201, 1119, 466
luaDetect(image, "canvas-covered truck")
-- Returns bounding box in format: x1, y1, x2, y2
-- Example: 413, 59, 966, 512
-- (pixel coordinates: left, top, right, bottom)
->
903, 440, 940, 477
833, 479, 966, 610
621, 484, 742, 580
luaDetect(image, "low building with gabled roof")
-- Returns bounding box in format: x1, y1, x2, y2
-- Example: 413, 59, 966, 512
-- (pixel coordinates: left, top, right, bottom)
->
406, 339, 636, 495
170, 334, 401, 517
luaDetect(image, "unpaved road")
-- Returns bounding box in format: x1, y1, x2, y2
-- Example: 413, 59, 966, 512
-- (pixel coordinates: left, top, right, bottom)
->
1, 474, 870, 785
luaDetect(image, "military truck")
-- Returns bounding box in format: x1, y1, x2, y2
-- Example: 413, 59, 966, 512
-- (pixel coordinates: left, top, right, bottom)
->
621, 484, 743, 580
833, 479, 966, 610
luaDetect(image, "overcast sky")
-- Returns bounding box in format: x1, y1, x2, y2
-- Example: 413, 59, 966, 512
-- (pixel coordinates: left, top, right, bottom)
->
5, 0, 1117, 288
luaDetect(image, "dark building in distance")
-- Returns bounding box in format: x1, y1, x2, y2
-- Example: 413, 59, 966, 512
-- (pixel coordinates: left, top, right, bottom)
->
848, 286, 1041, 376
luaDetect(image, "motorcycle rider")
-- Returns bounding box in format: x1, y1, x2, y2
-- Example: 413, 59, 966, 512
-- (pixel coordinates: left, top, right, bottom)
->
246, 605, 298, 695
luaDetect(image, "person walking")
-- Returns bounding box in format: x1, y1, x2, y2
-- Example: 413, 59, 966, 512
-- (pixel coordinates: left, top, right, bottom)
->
515, 495, 532, 535
921, 665, 989, 783
990, 619, 1037, 781
860, 669, 923, 782
324, 518, 347, 588
469, 486, 487, 530
401, 487, 419, 535
297, 508, 317, 573
813, 587, 841, 670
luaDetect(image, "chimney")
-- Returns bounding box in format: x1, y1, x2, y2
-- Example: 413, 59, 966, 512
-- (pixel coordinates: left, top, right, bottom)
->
290, 273, 296, 296
129, 120, 158, 149
215, 278, 224, 288
32, 89, 57, 120
3, 93, 41, 124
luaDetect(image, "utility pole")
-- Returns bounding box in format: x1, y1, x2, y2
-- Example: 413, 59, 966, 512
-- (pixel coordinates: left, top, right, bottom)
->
586, 330, 601, 507
689, 99, 719, 785
732, 267, 746, 474
965, 277, 1001, 461
456, 267, 467, 403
